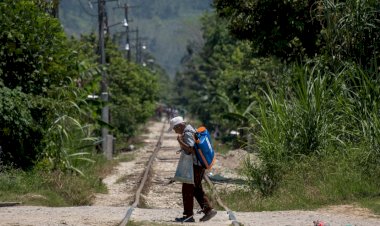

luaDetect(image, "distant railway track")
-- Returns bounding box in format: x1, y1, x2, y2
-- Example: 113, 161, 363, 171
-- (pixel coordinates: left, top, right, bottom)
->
118, 123, 165, 226
118, 121, 240, 226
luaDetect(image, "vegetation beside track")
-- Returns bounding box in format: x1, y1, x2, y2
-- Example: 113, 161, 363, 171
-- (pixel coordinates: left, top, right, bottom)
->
0, 0, 164, 207
174, 0, 380, 214
0, 154, 114, 206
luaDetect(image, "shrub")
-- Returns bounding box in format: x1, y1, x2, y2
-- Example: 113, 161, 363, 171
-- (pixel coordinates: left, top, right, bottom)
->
245, 61, 380, 196
109, 58, 158, 137
0, 87, 43, 168
0, 0, 75, 95
0, 0, 81, 169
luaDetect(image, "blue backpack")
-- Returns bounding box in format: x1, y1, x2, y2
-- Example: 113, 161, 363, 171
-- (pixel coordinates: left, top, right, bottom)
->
193, 127, 216, 169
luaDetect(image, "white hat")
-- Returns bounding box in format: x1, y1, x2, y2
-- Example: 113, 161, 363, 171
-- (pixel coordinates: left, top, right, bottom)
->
168, 116, 185, 132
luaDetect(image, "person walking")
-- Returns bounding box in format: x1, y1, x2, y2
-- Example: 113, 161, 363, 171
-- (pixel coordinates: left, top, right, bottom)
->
168, 116, 217, 223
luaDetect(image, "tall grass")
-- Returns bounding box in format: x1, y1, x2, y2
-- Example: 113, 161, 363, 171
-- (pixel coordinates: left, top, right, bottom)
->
41, 114, 98, 175
223, 146, 380, 212
343, 66, 380, 181
244, 61, 380, 202
244, 90, 287, 196
314, 0, 380, 66
244, 63, 340, 195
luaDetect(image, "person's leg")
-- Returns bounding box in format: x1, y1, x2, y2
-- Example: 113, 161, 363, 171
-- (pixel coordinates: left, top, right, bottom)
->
193, 165, 217, 221
182, 182, 194, 217
175, 182, 195, 222
193, 165, 212, 213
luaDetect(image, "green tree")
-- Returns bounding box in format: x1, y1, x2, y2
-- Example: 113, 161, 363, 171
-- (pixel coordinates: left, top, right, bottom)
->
0, 0, 75, 96
0, 87, 43, 167
213, 0, 322, 60
213, 0, 380, 65
175, 13, 285, 137
0, 0, 85, 169
106, 41, 159, 137
175, 14, 239, 125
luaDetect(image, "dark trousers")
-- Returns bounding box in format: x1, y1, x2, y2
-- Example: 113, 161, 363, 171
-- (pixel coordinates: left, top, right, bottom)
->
182, 164, 212, 217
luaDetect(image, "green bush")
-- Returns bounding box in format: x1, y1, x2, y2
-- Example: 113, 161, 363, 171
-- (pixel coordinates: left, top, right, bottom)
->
0, 0, 82, 169
109, 56, 158, 137
0, 87, 43, 168
245, 61, 380, 196
0, 154, 111, 206
0, 0, 75, 95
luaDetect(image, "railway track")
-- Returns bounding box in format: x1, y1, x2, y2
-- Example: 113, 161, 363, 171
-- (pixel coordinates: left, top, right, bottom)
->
118, 121, 240, 226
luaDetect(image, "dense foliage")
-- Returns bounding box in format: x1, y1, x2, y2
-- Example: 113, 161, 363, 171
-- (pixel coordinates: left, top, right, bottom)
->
213, 0, 380, 64
0, 87, 43, 167
107, 41, 159, 137
175, 14, 286, 142
0, 1, 160, 171
176, 0, 380, 202
213, 0, 322, 60
0, 0, 75, 95
0, 0, 76, 168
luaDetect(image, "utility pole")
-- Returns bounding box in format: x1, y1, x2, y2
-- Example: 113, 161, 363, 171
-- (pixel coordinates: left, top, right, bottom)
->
124, 4, 131, 61
104, 10, 110, 35
98, 0, 110, 158
135, 27, 139, 63
112, 2, 141, 62
116, 2, 138, 61
128, 27, 148, 65
129, 29, 148, 65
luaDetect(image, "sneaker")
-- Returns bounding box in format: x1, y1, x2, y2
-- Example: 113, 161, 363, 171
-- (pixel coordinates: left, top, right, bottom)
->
199, 209, 217, 222
175, 216, 195, 222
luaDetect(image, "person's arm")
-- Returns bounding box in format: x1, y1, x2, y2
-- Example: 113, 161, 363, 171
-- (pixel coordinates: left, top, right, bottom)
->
177, 135, 194, 154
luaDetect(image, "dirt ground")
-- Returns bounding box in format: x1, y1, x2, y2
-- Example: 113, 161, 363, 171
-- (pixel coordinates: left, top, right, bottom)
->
1, 120, 380, 226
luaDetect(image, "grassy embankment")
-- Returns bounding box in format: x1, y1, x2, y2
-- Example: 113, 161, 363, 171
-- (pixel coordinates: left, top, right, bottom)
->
0, 152, 136, 206
0, 120, 147, 207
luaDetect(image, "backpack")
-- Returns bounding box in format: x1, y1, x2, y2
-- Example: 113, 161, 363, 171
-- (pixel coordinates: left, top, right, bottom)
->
193, 126, 216, 169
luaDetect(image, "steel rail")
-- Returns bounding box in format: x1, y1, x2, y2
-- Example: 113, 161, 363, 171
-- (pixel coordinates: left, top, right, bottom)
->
119, 123, 166, 226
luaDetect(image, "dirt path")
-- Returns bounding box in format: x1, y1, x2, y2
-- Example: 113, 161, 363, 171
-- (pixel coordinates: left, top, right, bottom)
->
1, 120, 380, 226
